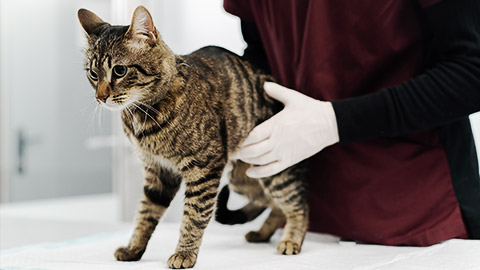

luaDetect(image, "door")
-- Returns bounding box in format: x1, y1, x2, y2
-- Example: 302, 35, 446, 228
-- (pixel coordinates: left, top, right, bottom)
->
0, 0, 112, 202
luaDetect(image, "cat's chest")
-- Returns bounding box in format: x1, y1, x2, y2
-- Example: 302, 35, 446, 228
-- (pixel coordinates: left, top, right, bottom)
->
128, 131, 168, 156
130, 132, 162, 152
122, 115, 172, 153
129, 134, 180, 172
123, 119, 177, 161
148, 152, 180, 174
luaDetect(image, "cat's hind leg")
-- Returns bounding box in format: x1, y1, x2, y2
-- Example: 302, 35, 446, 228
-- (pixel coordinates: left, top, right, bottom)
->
265, 167, 309, 255
245, 207, 285, 242
115, 166, 181, 261
276, 207, 309, 255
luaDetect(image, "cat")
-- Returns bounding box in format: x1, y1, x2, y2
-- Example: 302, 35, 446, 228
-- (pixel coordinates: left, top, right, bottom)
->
78, 6, 309, 269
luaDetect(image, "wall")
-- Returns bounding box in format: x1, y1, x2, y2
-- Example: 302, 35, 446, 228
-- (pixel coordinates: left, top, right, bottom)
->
0, 0, 10, 202
1, 0, 113, 202
470, 113, 480, 155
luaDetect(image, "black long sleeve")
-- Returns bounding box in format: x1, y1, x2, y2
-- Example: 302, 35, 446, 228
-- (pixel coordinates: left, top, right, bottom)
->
240, 21, 271, 74
331, 0, 480, 143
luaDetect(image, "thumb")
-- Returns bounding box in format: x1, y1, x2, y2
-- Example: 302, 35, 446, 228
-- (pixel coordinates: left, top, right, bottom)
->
264, 82, 295, 104
240, 116, 274, 147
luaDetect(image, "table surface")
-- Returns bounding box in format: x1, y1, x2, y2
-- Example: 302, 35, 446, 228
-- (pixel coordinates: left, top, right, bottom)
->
1, 220, 480, 270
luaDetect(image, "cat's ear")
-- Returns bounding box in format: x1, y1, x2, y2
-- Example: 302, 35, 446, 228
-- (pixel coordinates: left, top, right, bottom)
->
78, 9, 110, 37
126, 6, 159, 46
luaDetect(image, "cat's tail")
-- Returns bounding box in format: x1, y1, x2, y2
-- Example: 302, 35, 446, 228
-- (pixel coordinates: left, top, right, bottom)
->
215, 185, 266, 225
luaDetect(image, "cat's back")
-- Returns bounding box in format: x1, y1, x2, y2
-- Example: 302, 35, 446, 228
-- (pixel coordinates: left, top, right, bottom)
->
183, 46, 261, 77
189, 46, 240, 61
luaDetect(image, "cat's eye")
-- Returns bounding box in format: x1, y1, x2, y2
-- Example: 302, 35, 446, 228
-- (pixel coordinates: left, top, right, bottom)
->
88, 69, 98, 81
113, 65, 128, 77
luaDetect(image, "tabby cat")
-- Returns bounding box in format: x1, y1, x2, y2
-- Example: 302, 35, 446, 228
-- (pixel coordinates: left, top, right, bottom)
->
78, 6, 309, 269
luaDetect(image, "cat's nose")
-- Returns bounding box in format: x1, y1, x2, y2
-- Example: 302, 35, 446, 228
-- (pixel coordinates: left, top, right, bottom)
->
97, 94, 109, 103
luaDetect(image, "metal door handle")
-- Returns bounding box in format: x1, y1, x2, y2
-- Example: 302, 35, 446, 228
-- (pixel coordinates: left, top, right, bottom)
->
17, 130, 25, 174
17, 129, 42, 174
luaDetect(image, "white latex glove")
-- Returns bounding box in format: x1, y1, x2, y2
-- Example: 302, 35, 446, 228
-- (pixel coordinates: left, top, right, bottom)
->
233, 82, 339, 178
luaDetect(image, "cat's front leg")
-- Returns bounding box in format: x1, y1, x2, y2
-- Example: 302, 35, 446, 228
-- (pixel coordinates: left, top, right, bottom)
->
115, 166, 182, 262
167, 163, 224, 269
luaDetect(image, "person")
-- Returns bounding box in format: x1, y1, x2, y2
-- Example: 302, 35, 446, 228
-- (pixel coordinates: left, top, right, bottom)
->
224, 0, 480, 246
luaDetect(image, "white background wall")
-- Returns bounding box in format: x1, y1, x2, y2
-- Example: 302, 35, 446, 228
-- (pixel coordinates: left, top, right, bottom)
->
471, 114, 480, 157
0, 0, 114, 202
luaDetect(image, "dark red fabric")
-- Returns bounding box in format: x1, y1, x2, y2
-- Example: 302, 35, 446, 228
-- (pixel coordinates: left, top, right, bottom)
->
224, 0, 467, 246
418, 0, 442, 8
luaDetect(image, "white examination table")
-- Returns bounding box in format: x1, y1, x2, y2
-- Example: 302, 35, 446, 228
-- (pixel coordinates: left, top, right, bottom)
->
1, 221, 479, 270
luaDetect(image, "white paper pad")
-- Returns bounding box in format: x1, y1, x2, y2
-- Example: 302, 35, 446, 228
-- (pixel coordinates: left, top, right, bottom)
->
1, 222, 479, 270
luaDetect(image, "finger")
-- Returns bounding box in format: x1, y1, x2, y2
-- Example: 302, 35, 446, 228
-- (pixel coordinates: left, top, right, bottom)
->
236, 138, 273, 160
264, 82, 295, 104
241, 118, 274, 147
246, 161, 284, 178
240, 150, 277, 166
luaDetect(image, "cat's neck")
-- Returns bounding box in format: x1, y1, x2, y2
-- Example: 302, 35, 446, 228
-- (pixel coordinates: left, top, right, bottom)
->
120, 78, 186, 133
123, 91, 174, 121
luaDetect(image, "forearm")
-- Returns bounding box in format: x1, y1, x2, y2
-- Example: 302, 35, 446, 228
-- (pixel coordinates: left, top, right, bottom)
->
332, 0, 480, 143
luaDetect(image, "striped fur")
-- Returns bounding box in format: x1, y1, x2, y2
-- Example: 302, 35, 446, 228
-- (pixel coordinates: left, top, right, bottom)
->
78, 6, 309, 269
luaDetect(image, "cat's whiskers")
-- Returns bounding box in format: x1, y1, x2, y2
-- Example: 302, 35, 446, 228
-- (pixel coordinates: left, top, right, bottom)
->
135, 100, 168, 133
131, 102, 162, 130
135, 100, 161, 115
88, 101, 100, 135
141, 108, 148, 131
80, 99, 97, 135
80, 98, 95, 117
97, 103, 104, 134
125, 106, 138, 135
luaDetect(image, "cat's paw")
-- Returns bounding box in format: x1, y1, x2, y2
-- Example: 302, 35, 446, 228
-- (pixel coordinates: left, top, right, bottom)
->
277, 240, 301, 255
114, 246, 145, 261
167, 252, 197, 269
245, 231, 271, 243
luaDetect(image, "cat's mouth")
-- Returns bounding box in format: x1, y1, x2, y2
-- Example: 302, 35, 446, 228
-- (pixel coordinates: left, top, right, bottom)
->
99, 94, 135, 111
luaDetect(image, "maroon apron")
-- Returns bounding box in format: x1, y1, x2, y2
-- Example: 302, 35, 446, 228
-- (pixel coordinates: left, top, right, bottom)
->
224, 0, 467, 246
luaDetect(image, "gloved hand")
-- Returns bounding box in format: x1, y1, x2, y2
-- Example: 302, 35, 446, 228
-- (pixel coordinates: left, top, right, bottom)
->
233, 82, 339, 178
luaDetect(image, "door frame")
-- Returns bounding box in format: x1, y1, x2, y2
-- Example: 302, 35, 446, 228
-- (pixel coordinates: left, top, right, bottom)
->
0, 0, 10, 203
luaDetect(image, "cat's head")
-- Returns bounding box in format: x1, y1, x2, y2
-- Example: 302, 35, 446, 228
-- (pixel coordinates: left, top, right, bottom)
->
78, 6, 175, 111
